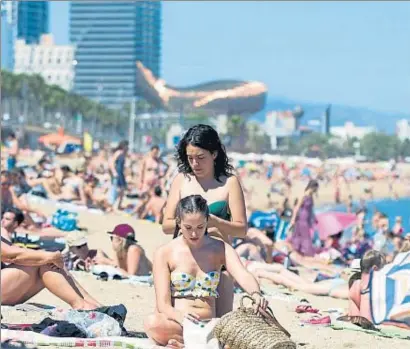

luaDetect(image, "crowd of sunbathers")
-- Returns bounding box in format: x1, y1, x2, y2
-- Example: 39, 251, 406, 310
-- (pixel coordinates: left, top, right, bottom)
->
1, 124, 410, 348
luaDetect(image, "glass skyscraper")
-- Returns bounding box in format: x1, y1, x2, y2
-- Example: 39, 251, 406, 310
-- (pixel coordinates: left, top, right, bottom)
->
70, 1, 161, 108
1, 1, 18, 71
17, 1, 49, 44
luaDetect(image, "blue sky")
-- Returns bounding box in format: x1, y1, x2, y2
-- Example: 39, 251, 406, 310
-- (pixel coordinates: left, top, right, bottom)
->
51, 1, 410, 113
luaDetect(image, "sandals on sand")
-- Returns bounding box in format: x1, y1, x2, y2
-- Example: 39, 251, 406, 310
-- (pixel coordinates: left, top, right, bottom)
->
301, 315, 331, 326
295, 305, 319, 314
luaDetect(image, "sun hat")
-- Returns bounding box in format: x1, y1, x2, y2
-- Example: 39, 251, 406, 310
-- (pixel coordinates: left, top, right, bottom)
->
65, 231, 88, 248
107, 224, 137, 242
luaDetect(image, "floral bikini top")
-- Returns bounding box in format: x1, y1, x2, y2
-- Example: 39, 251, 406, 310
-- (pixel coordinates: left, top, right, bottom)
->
170, 270, 221, 298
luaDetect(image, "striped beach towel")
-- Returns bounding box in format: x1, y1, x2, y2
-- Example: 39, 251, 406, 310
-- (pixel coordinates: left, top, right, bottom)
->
1, 329, 164, 348
370, 252, 410, 326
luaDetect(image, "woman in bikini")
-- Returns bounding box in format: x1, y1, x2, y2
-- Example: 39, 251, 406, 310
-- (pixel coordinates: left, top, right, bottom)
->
145, 195, 268, 348
162, 124, 247, 317
139, 145, 168, 194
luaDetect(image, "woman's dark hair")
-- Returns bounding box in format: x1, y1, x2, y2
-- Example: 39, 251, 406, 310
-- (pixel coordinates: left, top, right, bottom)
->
115, 140, 129, 152
305, 179, 319, 192
175, 124, 233, 181
173, 194, 209, 238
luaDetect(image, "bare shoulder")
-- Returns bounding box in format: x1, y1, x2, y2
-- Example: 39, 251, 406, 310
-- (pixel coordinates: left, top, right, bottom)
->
153, 240, 175, 259
172, 172, 185, 185
128, 244, 143, 255
227, 175, 242, 188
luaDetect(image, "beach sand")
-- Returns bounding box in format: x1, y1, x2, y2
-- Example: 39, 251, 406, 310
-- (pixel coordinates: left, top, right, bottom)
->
3, 156, 410, 348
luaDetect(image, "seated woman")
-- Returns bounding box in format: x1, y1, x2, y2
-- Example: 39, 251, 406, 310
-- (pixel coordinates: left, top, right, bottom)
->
108, 224, 152, 276
348, 250, 386, 321
1, 208, 101, 309
144, 195, 269, 348
349, 246, 410, 328
83, 175, 112, 211
49, 166, 87, 205
139, 186, 166, 223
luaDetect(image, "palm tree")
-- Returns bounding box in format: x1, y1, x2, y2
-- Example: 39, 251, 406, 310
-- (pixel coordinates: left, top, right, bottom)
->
227, 114, 246, 151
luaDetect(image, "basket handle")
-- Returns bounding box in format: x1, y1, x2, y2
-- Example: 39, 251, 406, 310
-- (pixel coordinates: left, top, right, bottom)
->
240, 294, 291, 338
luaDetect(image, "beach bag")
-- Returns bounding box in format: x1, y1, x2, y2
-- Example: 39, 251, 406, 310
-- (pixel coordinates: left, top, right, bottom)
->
51, 209, 78, 231
213, 295, 296, 349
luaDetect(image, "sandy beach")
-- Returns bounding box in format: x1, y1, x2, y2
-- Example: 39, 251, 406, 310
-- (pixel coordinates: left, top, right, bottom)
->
2, 173, 410, 349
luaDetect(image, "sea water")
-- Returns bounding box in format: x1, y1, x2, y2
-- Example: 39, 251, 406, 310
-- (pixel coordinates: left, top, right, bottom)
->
329, 197, 410, 234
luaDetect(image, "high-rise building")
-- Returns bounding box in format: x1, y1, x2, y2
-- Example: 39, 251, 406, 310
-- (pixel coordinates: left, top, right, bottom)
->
17, 1, 49, 44
1, 1, 18, 71
322, 104, 331, 135
396, 119, 410, 141
14, 34, 76, 91
70, 1, 162, 108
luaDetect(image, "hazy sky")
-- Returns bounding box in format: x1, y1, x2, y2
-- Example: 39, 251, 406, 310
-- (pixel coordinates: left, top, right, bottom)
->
51, 1, 410, 113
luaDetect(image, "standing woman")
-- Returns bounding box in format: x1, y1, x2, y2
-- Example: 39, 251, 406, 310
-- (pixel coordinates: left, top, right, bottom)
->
108, 140, 128, 210
162, 124, 247, 317
288, 179, 319, 257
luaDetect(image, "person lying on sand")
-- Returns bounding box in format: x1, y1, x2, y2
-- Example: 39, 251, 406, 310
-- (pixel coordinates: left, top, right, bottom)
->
274, 240, 342, 276
108, 224, 152, 276
144, 195, 269, 348
1, 207, 101, 309
236, 242, 349, 299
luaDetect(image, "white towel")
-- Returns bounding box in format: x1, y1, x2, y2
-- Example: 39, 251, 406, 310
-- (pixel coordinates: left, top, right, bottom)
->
183, 318, 221, 349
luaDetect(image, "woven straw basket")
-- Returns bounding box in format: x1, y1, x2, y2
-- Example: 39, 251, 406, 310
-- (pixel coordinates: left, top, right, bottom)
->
213, 295, 296, 349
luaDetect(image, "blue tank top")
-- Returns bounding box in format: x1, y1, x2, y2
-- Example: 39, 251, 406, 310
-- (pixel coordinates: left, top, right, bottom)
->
115, 153, 125, 175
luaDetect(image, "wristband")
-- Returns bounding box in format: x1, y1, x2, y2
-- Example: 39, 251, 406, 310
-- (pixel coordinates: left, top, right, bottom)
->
250, 291, 263, 297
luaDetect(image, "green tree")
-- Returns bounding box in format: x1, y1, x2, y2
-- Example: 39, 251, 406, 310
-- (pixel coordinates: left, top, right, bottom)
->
399, 139, 410, 158
245, 123, 270, 152
360, 132, 400, 161
226, 114, 246, 150
185, 110, 211, 125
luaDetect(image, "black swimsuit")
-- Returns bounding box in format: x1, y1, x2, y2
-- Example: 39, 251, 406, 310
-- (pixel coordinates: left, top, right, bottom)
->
1, 236, 12, 269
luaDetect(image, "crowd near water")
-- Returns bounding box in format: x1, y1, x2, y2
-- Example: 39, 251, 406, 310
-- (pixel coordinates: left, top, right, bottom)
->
1, 125, 410, 348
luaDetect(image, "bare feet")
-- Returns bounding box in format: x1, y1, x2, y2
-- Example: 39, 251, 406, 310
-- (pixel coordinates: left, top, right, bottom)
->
167, 339, 184, 348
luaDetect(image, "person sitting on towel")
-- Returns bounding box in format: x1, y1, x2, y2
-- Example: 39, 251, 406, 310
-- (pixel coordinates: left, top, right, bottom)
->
348, 250, 386, 322
1, 207, 101, 309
